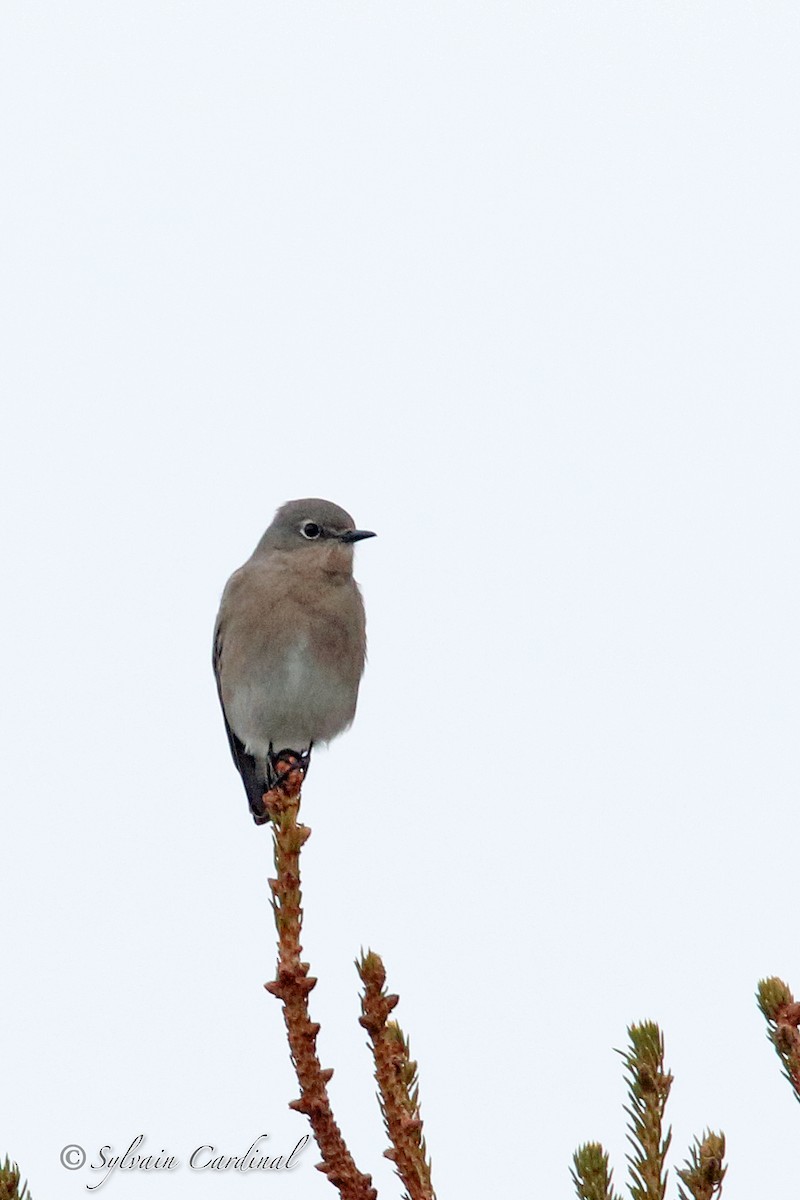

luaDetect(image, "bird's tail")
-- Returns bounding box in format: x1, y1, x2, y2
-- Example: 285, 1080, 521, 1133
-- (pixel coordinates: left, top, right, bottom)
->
227, 728, 269, 824
243, 765, 270, 825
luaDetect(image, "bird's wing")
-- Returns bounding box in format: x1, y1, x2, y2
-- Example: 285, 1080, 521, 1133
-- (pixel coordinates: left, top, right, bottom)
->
213, 615, 269, 822
212, 618, 241, 769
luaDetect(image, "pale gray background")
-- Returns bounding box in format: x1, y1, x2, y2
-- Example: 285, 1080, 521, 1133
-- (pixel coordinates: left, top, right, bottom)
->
2, 3, 798, 1197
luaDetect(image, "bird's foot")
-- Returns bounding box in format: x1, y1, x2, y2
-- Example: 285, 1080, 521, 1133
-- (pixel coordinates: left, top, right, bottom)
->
266, 743, 313, 795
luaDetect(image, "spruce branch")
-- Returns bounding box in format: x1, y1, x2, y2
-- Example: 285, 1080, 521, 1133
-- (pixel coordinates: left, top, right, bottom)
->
263, 763, 377, 1200
573, 1024, 726, 1200
676, 1131, 726, 1200
757, 977, 800, 1103
571, 1142, 623, 1200
357, 950, 435, 1200
620, 1022, 673, 1200
0, 1157, 31, 1200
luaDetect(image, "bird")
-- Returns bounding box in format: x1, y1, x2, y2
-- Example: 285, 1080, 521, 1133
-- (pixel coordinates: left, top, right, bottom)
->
213, 498, 375, 823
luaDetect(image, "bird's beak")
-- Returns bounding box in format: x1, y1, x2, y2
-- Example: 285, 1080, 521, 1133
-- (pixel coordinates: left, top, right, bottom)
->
339, 529, 377, 543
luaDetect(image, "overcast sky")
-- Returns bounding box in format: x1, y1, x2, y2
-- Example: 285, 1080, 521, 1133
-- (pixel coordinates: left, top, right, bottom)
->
2, 4, 799, 1198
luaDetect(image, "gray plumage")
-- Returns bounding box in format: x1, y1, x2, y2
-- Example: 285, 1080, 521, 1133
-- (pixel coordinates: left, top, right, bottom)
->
213, 498, 375, 823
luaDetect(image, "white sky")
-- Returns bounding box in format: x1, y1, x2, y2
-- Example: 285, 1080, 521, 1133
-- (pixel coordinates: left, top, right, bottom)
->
2, 3, 799, 1198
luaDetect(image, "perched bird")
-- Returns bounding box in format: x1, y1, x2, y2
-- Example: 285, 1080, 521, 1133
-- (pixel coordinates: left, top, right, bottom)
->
213, 498, 375, 823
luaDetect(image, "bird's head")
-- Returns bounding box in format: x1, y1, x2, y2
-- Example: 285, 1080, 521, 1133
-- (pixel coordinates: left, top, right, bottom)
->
255, 498, 376, 572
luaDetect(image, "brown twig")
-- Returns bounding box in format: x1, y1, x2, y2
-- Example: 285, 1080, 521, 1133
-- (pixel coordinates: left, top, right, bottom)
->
620, 1022, 672, 1200
263, 765, 377, 1200
571, 1143, 624, 1200
357, 950, 435, 1200
757, 977, 800, 1102
676, 1131, 726, 1200
0, 1156, 31, 1200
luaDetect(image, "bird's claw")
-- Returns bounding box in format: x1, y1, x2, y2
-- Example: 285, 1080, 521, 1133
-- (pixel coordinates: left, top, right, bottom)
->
266, 743, 313, 793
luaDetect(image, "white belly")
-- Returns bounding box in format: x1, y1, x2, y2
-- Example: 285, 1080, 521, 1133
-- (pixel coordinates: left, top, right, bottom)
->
226, 640, 357, 755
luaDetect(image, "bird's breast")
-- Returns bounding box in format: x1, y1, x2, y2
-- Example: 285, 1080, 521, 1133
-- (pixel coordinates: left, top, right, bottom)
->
223, 601, 364, 756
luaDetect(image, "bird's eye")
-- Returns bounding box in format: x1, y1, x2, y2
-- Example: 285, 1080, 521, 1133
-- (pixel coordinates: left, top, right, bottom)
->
301, 521, 322, 540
